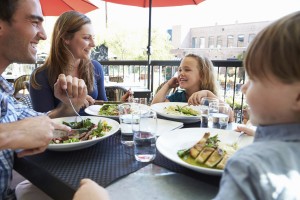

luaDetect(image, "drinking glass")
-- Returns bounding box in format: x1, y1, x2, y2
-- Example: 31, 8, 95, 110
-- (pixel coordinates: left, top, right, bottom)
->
199, 97, 219, 128
132, 109, 157, 162
209, 102, 230, 129
118, 103, 139, 146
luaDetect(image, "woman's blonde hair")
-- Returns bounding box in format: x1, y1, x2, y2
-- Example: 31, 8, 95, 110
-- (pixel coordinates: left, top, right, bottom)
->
184, 54, 219, 96
244, 11, 300, 83
31, 11, 94, 92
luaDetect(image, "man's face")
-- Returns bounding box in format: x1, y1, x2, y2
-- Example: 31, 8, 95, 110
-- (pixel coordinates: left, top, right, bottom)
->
0, 0, 47, 69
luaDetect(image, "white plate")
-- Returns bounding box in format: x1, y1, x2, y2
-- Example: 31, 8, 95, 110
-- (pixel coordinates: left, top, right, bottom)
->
85, 104, 150, 119
150, 102, 202, 123
156, 119, 184, 136
48, 116, 120, 151
156, 128, 254, 176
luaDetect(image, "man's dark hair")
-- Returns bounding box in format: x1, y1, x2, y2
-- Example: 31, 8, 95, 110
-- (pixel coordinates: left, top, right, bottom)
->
0, 0, 19, 23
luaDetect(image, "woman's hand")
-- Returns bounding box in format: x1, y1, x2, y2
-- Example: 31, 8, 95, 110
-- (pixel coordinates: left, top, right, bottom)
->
54, 74, 87, 110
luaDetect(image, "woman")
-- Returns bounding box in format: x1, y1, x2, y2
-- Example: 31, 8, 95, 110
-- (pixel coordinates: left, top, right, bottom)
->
30, 11, 107, 114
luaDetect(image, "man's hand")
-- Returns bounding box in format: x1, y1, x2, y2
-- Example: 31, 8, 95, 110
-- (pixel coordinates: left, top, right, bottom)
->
0, 116, 71, 157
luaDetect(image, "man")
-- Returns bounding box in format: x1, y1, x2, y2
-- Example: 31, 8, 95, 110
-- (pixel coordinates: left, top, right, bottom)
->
0, 0, 90, 199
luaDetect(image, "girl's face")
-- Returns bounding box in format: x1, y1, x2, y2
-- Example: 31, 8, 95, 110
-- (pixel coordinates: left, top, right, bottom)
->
241, 74, 300, 125
177, 57, 201, 92
66, 24, 95, 60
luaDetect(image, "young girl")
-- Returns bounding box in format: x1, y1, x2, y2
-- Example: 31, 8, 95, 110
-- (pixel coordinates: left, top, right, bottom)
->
152, 54, 220, 105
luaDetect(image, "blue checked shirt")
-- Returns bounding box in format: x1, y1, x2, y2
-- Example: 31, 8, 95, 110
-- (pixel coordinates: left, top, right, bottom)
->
0, 76, 42, 200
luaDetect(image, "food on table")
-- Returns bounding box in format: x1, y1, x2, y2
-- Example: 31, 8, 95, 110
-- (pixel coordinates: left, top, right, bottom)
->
164, 105, 199, 116
51, 118, 112, 144
177, 132, 237, 169
98, 104, 119, 116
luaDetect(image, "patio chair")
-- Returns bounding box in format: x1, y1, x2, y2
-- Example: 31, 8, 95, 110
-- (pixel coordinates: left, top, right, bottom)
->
13, 75, 30, 99
154, 80, 178, 96
105, 85, 128, 101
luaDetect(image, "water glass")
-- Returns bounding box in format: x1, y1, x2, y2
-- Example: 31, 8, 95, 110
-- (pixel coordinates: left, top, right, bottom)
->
118, 103, 139, 146
209, 102, 230, 129
199, 97, 219, 128
132, 109, 157, 162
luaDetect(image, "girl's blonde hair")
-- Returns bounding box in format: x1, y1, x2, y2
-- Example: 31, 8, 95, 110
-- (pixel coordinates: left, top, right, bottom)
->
244, 11, 300, 83
31, 11, 94, 92
184, 54, 219, 96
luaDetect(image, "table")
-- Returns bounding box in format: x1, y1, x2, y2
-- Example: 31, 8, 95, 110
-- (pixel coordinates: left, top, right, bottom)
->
13, 122, 237, 200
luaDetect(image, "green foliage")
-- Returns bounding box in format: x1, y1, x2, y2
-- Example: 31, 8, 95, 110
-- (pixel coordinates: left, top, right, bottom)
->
104, 26, 173, 60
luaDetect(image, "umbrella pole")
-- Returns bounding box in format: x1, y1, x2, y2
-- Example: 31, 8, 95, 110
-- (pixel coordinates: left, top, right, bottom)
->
147, 0, 152, 93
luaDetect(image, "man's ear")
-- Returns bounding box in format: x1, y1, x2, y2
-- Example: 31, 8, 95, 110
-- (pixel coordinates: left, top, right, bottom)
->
293, 85, 300, 112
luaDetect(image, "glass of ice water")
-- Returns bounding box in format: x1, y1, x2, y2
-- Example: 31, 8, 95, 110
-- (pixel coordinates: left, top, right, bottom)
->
132, 109, 157, 162
199, 97, 219, 128
209, 102, 230, 129
118, 103, 139, 146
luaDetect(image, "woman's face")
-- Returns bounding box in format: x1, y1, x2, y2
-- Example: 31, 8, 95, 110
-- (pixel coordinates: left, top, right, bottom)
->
66, 24, 95, 60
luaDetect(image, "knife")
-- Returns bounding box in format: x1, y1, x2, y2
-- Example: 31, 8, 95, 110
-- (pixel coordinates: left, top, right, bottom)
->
94, 100, 122, 105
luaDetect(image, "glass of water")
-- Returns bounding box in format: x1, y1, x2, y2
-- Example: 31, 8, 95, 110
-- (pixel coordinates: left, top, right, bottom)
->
132, 108, 157, 162
199, 97, 219, 128
209, 102, 230, 129
118, 103, 139, 146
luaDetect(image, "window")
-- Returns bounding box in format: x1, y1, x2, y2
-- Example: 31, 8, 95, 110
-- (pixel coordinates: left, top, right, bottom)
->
208, 36, 214, 48
248, 34, 256, 44
192, 37, 200, 48
200, 37, 205, 49
216, 36, 222, 48
237, 34, 244, 47
227, 35, 234, 47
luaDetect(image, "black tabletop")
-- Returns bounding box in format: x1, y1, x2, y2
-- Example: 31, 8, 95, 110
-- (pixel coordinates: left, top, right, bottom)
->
14, 121, 221, 200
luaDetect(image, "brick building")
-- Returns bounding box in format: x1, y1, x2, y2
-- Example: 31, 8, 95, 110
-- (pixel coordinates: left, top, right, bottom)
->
171, 21, 271, 60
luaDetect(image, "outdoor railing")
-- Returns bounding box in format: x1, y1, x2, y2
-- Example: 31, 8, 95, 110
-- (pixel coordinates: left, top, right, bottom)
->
100, 60, 246, 123
28, 60, 246, 122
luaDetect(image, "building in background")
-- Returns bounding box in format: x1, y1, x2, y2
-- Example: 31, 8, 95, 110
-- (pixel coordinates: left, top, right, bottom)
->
171, 21, 270, 60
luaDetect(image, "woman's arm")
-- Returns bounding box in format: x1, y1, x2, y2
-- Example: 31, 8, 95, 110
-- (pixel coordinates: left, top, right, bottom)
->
93, 60, 108, 101
30, 69, 57, 112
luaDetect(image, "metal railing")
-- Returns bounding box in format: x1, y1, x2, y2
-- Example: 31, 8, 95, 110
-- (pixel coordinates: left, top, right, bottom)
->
100, 60, 246, 123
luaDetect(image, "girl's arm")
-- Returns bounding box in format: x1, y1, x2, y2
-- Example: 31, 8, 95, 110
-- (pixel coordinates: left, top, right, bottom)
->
151, 77, 178, 104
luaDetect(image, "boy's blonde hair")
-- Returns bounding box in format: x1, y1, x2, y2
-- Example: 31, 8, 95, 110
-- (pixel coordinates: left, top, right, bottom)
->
184, 54, 219, 96
244, 11, 300, 83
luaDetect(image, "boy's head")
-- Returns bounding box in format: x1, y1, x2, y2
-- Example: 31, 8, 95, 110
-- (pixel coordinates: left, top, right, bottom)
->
242, 11, 300, 125
244, 11, 300, 83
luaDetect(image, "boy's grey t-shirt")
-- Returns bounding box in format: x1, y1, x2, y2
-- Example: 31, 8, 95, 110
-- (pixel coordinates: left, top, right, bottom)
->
214, 123, 300, 200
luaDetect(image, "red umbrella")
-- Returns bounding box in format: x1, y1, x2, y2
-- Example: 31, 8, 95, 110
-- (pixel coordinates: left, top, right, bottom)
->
39, 0, 99, 16
102, 0, 205, 91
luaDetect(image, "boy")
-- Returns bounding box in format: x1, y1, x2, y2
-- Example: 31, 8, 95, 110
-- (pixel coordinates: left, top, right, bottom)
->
214, 11, 300, 199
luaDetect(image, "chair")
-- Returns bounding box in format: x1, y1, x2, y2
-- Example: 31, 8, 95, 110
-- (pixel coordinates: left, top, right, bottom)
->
154, 80, 177, 96
105, 86, 128, 101
13, 75, 30, 99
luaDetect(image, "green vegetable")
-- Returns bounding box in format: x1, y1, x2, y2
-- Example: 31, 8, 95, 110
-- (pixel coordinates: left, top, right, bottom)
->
205, 135, 220, 148
177, 148, 190, 158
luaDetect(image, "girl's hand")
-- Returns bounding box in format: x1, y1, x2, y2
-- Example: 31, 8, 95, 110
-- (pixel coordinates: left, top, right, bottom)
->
188, 90, 209, 105
167, 77, 179, 89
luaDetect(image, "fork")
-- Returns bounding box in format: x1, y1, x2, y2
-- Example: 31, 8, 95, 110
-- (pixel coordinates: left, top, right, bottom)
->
232, 131, 245, 147
65, 90, 84, 123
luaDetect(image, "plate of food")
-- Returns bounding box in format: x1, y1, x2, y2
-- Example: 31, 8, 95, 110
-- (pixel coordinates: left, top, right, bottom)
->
150, 102, 202, 123
85, 104, 150, 119
48, 116, 120, 151
156, 128, 254, 175
85, 104, 119, 119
